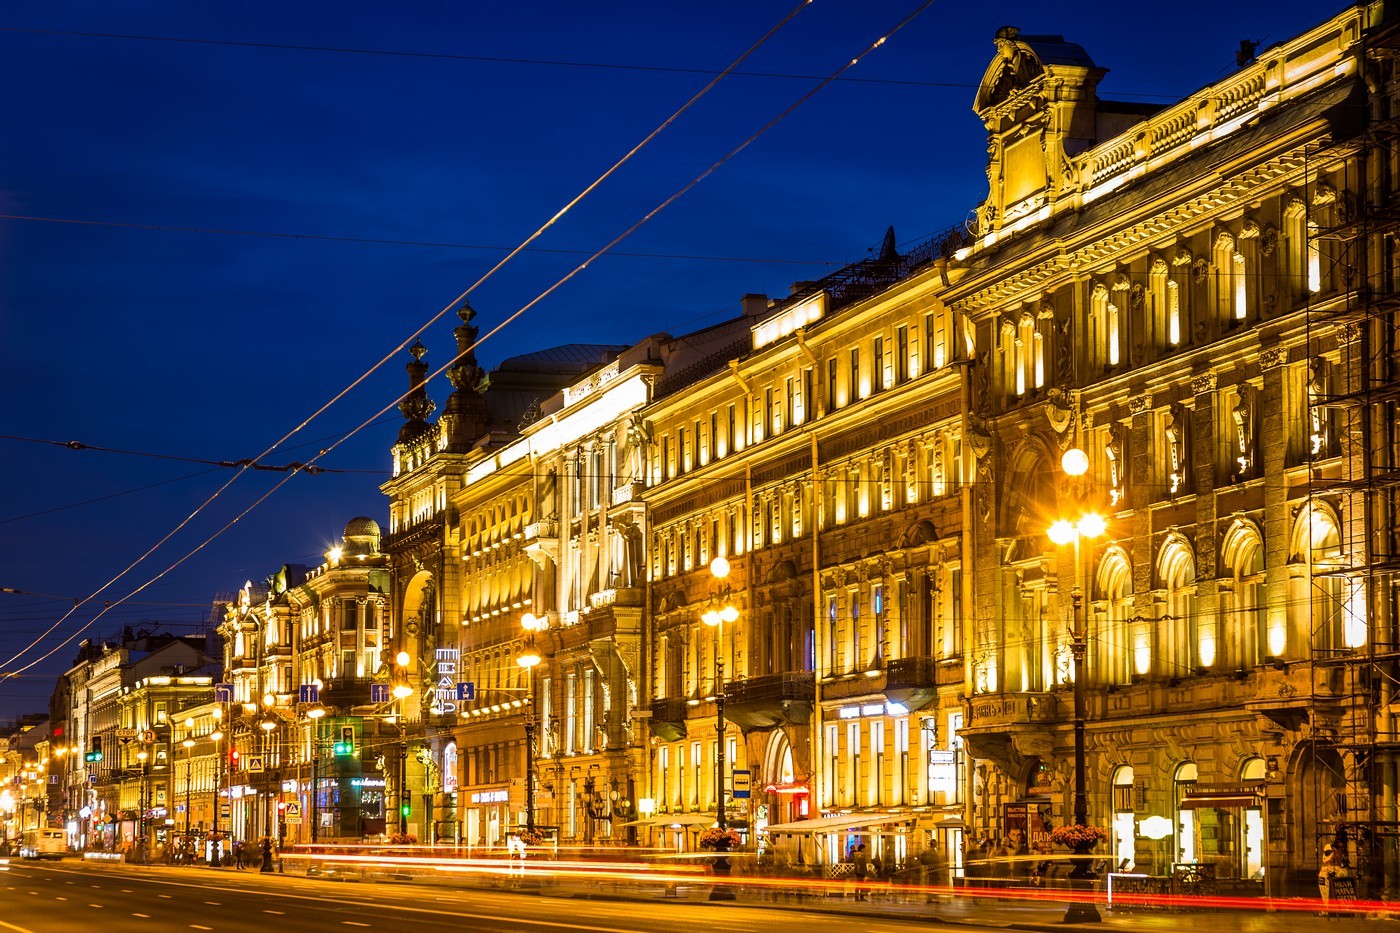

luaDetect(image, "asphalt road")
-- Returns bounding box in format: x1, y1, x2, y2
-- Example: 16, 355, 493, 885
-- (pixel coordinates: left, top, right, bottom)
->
0, 858, 963, 933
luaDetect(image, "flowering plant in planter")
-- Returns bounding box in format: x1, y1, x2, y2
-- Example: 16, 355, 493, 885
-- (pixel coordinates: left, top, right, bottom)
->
1049, 824, 1108, 848
516, 830, 545, 846
697, 827, 743, 851
389, 832, 418, 845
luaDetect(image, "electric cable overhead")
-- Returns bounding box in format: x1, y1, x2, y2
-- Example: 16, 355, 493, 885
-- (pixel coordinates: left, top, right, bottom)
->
0, 24, 1192, 100
0, 433, 383, 475
0, 213, 836, 267
0, 1, 819, 675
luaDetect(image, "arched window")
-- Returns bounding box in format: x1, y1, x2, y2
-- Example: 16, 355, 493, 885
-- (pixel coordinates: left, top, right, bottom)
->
1240, 757, 1265, 880
1090, 283, 1111, 371
1157, 536, 1197, 676
1220, 519, 1268, 665
1289, 502, 1362, 653
1095, 547, 1133, 685
1112, 766, 1136, 871
1283, 198, 1309, 302
1213, 231, 1239, 322
1174, 762, 1199, 864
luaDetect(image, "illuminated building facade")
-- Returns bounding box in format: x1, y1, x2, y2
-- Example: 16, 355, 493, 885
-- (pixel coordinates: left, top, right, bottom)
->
950, 4, 1397, 895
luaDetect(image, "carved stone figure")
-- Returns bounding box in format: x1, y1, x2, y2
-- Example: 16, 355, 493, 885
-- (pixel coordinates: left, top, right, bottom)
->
624, 414, 652, 484
1232, 386, 1255, 476
1105, 424, 1125, 506
1307, 357, 1330, 454
1165, 404, 1188, 495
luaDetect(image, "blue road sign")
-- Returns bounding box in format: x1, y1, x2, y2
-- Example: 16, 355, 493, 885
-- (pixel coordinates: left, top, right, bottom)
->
457, 682, 475, 701
732, 769, 752, 799
298, 683, 320, 704
214, 683, 234, 703
369, 683, 390, 703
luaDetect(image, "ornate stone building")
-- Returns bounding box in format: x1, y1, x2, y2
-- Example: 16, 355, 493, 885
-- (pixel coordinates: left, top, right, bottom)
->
950, 5, 1397, 895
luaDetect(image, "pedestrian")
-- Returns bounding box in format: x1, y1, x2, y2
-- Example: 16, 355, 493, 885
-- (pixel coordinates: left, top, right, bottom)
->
853, 843, 870, 900
1318, 843, 1345, 913
233, 840, 246, 870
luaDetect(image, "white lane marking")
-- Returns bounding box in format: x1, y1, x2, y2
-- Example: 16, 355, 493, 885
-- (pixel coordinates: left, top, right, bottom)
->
191, 926, 213, 931
88, 904, 104, 908
205, 901, 222, 905
343, 924, 371, 929
121, 889, 134, 893
133, 915, 151, 919
264, 910, 285, 915
55, 896, 67, 900
159, 894, 173, 898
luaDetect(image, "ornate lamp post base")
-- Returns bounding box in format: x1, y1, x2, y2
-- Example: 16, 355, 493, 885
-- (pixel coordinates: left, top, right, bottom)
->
1063, 844, 1102, 923
708, 844, 736, 901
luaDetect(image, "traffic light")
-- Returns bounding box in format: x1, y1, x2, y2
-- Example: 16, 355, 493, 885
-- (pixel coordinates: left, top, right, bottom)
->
276, 801, 286, 815
400, 802, 410, 819
334, 725, 354, 756
230, 749, 240, 769
84, 737, 103, 763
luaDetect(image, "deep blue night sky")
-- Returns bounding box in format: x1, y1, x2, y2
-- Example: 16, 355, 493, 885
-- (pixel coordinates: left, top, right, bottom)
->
0, 0, 1337, 719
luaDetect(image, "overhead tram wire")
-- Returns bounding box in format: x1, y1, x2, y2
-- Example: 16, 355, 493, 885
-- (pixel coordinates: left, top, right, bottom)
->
0, 433, 383, 475
0, 24, 1187, 100
0, 214, 835, 268
0, 3, 817, 675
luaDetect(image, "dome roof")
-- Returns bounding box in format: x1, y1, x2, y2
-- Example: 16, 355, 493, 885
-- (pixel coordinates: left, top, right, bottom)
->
341, 516, 382, 556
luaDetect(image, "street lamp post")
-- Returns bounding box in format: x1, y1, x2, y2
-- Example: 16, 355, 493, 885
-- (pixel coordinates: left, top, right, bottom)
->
182, 736, 195, 860
259, 713, 278, 872
702, 557, 739, 902
1046, 446, 1105, 925
517, 614, 546, 836
136, 750, 149, 863
305, 704, 326, 845
393, 652, 415, 839
210, 707, 223, 867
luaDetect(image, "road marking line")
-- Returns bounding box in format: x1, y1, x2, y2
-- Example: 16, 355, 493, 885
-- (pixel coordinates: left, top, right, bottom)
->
264, 910, 285, 915
191, 926, 213, 931
343, 924, 371, 928
205, 901, 222, 905
55, 896, 67, 900
88, 903, 104, 908
133, 914, 151, 919
159, 894, 173, 898
0, 919, 38, 933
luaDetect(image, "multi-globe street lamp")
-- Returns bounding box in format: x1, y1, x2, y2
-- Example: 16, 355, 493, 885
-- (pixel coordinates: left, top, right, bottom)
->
182, 733, 195, 854
702, 556, 739, 902
516, 613, 546, 836
1045, 446, 1105, 925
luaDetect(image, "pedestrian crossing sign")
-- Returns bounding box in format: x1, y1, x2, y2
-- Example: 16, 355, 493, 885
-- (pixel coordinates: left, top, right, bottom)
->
245, 755, 265, 773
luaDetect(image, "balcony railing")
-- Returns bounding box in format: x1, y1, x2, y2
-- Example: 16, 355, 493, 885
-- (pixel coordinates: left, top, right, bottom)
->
967, 692, 1058, 729
724, 671, 815, 705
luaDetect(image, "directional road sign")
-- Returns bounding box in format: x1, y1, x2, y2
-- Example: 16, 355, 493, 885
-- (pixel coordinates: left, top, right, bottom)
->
369, 683, 389, 703
214, 683, 234, 703
298, 683, 320, 704
457, 682, 475, 701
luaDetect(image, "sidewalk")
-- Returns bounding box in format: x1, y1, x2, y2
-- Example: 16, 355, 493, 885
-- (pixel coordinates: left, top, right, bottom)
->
519, 874, 1392, 932
114, 856, 1393, 931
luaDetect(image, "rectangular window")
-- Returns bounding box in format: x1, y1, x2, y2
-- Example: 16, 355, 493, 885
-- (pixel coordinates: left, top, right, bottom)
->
827, 358, 839, 412
825, 723, 839, 809
847, 722, 861, 807
850, 347, 861, 401
565, 673, 577, 756
583, 668, 595, 752
949, 567, 964, 657
802, 368, 814, 424
661, 434, 671, 481
785, 377, 795, 430
763, 388, 773, 441
873, 336, 885, 391
850, 588, 862, 673
895, 718, 909, 806
695, 420, 704, 468
826, 596, 839, 674
896, 325, 909, 383
677, 427, 688, 474
727, 404, 736, 456
709, 412, 718, 462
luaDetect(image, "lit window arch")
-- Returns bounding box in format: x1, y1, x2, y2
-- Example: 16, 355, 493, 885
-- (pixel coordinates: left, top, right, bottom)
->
1112, 765, 1137, 870
1095, 545, 1134, 684
1220, 518, 1269, 663
1174, 761, 1199, 863
1156, 534, 1198, 675
1289, 501, 1363, 652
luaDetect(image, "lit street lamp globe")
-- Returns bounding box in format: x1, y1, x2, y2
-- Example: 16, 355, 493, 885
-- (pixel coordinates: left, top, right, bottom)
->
1061, 447, 1090, 477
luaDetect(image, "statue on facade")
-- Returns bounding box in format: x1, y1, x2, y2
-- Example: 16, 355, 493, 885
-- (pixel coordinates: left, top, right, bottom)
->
1307, 357, 1330, 455
1105, 424, 1125, 507
1165, 404, 1187, 495
1231, 386, 1254, 477
623, 414, 652, 485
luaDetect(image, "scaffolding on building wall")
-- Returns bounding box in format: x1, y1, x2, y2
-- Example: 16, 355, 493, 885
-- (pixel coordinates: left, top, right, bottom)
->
1306, 19, 1400, 901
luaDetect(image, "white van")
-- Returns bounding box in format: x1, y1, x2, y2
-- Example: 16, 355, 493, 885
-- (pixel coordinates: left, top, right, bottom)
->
19, 828, 66, 860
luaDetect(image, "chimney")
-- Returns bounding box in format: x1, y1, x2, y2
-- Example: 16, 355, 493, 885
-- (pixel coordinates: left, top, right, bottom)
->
741, 293, 770, 318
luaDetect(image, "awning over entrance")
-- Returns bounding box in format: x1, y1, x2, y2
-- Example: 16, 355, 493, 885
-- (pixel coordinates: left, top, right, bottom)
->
764, 811, 910, 835
619, 812, 716, 828
1179, 782, 1264, 810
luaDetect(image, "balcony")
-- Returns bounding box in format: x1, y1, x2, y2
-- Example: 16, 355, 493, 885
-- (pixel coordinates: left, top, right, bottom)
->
724, 672, 815, 730
523, 520, 559, 564
884, 656, 939, 713
649, 697, 688, 742
960, 691, 1059, 776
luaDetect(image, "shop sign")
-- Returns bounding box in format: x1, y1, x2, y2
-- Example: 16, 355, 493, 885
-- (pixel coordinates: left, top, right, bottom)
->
351, 778, 386, 788
470, 789, 509, 804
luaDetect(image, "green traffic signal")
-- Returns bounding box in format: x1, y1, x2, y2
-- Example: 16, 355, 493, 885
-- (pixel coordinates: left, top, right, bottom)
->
400, 803, 410, 818
333, 741, 353, 755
